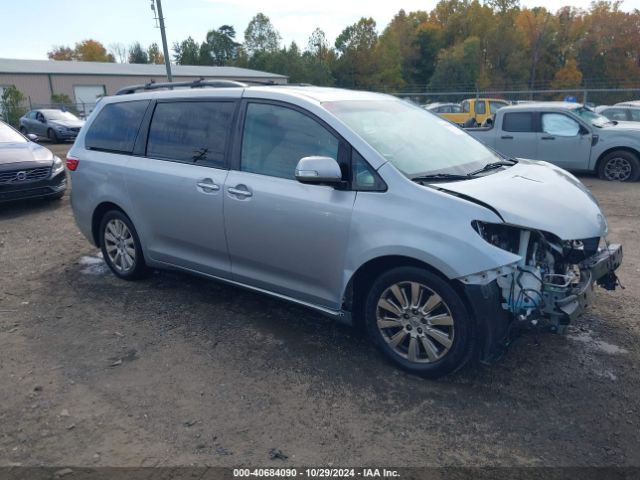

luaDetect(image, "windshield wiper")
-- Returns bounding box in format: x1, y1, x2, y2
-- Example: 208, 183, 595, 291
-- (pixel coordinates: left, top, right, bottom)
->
411, 173, 471, 182
468, 160, 516, 176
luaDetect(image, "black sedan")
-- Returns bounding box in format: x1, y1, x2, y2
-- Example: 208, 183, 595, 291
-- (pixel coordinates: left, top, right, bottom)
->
0, 120, 67, 203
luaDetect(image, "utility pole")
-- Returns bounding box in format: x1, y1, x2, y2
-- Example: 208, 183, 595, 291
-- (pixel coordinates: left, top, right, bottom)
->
151, 0, 173, 82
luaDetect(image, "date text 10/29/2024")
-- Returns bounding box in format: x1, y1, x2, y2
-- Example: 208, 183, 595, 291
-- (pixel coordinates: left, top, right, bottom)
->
233, 468, 400, 478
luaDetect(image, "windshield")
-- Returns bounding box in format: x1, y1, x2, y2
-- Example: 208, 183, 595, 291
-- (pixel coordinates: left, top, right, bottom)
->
0, 122, 27, 143
43, 110, 79, 121
324, 99, 500, 177
571, 107, 612, 128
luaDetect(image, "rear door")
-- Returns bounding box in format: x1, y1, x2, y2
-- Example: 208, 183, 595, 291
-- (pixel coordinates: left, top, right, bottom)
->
495, 111, 538, 159
125, 99, 237, 277
223, 101, 356, 309
537, 112, 592, 170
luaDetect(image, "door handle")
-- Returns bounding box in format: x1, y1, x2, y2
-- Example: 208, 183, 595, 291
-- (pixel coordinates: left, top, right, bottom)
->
228, 187, 253, 197
541, 136, 555, 140
196, 180, 220, 192
500, 135, 514, 140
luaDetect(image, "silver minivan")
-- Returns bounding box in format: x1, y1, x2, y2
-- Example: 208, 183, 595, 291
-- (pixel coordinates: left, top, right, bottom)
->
68, 83, 622, 377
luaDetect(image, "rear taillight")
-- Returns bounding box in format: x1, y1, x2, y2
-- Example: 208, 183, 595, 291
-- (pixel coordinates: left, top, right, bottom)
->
66, 156, 79, 171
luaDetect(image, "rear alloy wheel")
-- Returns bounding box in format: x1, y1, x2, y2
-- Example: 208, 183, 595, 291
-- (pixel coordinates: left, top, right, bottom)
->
99, 211, 148, 280
365, 267, 473, 378
598, 151, 640, 182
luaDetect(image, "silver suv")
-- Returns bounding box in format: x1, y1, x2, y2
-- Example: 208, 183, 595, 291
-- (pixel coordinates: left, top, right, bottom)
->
69, 82, 622, 377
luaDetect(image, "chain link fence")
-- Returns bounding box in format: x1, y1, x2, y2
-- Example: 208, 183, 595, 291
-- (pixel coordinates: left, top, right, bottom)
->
394, 88, 640, 108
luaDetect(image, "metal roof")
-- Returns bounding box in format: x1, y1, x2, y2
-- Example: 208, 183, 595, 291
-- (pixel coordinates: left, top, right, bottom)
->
0, 58, 287, 80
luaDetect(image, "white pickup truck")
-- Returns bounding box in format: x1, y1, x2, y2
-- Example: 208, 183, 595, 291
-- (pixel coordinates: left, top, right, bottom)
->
466, 102, 640, 181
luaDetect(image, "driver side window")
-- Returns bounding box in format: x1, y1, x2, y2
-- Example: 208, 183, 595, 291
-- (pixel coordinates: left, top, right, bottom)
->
542, 113, 580, 137
241, 103, 339, 180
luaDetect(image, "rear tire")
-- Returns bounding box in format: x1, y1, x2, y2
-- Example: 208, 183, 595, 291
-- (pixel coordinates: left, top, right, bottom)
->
99, 210, 148, 280
364, 267, 473, 378
597, 150, 640, 182
20, 126, 28, 135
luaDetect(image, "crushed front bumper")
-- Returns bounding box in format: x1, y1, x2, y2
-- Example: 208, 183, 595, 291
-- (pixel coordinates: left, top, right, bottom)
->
463, 243, 623, 363
549, 243, 623, 325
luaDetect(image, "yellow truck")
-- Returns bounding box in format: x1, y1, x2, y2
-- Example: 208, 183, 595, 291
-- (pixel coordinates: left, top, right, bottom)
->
439, 98, 510, 127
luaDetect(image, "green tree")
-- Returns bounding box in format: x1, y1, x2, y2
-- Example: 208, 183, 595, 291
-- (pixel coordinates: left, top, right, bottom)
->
1, 86, 27, 127
203, 25, 240, 65
128, 42, 149, 64
173, 36, 203, 65
244, 13, 281, 56
334, 17, 379, 89
429, 36, 482, 90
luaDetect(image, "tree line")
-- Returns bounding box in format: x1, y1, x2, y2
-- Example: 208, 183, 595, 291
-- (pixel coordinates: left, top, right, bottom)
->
47, 0, 640, 93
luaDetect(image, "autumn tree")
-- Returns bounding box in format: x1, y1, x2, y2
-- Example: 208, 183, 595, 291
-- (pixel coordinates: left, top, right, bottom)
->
147, 43, 165, 64
48, 46, 74, 61
49, 40, 114, 62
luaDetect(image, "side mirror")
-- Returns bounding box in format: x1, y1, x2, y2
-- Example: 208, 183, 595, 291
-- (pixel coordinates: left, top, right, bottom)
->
295, 156, 343, 186
27, 133, 38, 141
579, 125, 590, 135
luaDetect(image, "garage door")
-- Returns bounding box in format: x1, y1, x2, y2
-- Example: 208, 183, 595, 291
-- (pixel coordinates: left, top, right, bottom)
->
74, 85, 106, 116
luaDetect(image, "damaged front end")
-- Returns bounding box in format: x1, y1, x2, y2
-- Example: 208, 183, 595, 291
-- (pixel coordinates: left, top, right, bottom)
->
460, 221, 623, 362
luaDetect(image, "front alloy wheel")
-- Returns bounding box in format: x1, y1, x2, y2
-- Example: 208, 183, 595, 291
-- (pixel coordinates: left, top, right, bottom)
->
376, 282, 455, 363
598, 151, 640, 182
365, 267, 472, 378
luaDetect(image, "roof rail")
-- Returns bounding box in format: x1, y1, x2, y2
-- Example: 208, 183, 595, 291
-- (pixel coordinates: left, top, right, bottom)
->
115, 78, 247, 95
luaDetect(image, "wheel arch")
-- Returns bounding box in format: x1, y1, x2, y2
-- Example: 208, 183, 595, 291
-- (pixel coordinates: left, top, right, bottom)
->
91, 202, 129, 247
594, 146, 640, 173
343, 255, 473, 326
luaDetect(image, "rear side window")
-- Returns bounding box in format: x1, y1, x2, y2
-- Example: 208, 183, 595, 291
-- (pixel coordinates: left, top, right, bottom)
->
631, 109, 640, 121
85, 100, 149, 153
461, 101, 470, 113
503, 112, 534, 132
475, 102, 486, 115
146, 101, 235, 167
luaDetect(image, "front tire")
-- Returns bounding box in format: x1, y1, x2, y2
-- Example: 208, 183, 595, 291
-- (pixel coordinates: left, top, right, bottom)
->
598, 150, 640, 182
99, 210, 148, 280
364, 267, 473, 378
47, 128, 60, 144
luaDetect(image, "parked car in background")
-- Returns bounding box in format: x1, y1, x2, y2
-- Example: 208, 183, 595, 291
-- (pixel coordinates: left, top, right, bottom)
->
425, 102, 462, 114
440, 98, 510, 127
466, 102, 640, 181
615, 100, 640, 107
68, 83, 622, 377
595, 105, 640, 122
0, 120, 67, 202
19, 109, 85, 143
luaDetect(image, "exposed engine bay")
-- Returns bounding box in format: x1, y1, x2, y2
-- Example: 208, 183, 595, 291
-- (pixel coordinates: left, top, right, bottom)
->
465, 221, 623, 334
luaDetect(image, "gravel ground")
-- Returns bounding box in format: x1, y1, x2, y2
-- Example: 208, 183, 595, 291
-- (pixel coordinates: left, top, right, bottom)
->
1, 142, 639, 467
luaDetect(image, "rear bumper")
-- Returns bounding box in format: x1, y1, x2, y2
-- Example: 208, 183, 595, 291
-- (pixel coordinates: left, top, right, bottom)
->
0, 171, 67, 203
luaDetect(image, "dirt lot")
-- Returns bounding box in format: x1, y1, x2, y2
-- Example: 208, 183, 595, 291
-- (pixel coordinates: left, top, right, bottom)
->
1, 142, 639, 468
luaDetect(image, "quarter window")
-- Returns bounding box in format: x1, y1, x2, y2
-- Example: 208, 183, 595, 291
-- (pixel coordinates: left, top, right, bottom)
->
541, 113, 580, 137
630, 109, 640, 122
503, 112, 534, 132
475, 102, 486, 115
85, 100, 149, 153
241, 103, 339, 180
461, 101, 470, 113
146, 101, 235, 167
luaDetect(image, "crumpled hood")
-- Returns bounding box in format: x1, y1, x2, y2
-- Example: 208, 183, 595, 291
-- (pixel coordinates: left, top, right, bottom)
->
435, 159, 607, 240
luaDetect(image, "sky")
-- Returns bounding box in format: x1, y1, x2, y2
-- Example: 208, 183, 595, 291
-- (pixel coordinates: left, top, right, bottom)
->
1, 0, 640, 61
